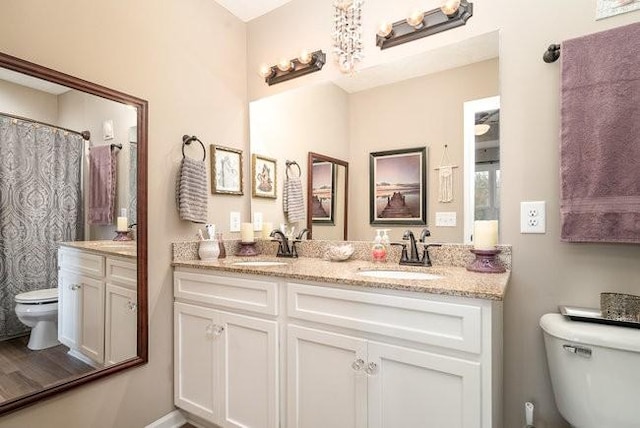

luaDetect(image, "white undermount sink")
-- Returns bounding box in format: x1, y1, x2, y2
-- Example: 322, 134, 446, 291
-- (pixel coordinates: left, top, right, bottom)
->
231, 261, 288, 267
357, 270, 442, 280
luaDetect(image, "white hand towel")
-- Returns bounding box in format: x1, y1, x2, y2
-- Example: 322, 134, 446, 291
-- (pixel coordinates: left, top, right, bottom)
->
283, 176, 306, 223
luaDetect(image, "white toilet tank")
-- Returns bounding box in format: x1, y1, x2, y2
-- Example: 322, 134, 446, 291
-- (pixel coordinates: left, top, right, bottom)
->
540, 313, 640, 428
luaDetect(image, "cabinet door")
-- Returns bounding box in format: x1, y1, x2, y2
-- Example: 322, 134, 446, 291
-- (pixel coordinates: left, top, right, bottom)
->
218, 311, 278, 428
78, 276, 105, 364
58, 271, 80, 349
174, 302, 219, 423
367, 342, 481, 428
105, 283, 137, 365
287, 325, 367, 428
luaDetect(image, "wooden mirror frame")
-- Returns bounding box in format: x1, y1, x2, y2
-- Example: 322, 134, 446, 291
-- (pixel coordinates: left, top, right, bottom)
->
0, 52, 148, 415
306, 152, 349, 240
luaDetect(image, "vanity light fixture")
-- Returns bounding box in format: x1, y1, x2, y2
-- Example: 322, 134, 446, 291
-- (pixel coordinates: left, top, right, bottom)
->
258, 50, 326, 86
474, 123, 490, 136
376, 0, 473, 50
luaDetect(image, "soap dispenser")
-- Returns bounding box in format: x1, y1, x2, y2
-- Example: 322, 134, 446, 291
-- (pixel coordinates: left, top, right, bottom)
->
371, 229, 387, 262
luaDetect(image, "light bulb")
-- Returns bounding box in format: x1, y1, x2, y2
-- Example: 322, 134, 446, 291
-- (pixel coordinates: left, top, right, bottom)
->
335, 0, 353, 10
377, 21, 393, 38
276, 58, 293, 72
258, 64, 273, 78
441, 0, 461, 16
406, 10, 425, 29
474, 124, 490, 136
298, 49, 313, 65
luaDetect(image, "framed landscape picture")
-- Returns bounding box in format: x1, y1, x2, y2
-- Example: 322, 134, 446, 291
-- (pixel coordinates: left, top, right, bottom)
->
596, 0, 640, 19
211, 145, 243, 195
252, 154, 277, 199
369, 147, 427, 225
311, 161, 335, 224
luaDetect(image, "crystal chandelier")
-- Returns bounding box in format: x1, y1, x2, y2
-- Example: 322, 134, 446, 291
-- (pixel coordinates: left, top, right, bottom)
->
332, 0, 364, 74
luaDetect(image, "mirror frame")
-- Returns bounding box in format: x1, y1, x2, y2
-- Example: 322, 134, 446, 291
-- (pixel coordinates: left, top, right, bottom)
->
0, 52, 148, 415
306, 152, 349, 240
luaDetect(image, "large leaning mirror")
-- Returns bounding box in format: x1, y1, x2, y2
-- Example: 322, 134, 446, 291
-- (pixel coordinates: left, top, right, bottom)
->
250, 32, 500, 243
0, 52, 147, 414
307, 152, 349, 240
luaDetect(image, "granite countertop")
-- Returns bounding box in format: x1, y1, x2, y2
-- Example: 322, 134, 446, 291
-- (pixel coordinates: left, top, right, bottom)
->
59, 240, 137, 259
172, 256, 510, 301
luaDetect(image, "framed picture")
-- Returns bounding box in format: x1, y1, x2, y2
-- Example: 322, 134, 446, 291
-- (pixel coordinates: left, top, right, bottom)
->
369, 147, 427, 225
311, 161, 335, 224
211, 145, 243, 195
252, 154, 277, 199
596, 0, 640, 19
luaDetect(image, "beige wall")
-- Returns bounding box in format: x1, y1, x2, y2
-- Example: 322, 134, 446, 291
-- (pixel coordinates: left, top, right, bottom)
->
249, 82, 350, 231
58, 90, 137, 240
349, 59, 498, 242
248, 1, 640, 427
0, 79, 59, 123
0, 0, 247, 426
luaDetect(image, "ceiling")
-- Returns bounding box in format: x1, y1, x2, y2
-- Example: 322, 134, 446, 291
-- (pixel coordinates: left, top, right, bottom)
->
213, 0, 293, 22
0, 67, 70, 95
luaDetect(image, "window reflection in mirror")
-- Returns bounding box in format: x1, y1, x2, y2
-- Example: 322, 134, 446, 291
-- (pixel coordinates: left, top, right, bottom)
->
0, 52, 147, 414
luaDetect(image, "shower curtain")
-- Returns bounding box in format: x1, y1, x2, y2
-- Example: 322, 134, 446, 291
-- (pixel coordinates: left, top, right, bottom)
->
0, 115, 84, 339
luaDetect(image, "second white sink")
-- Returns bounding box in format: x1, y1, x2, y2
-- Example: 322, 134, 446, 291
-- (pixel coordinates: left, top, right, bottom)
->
357, 270, 442, 280
231, 261, 288, 267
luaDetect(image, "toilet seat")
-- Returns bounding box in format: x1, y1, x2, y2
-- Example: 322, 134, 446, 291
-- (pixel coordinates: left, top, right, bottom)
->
15, 288, 58, 304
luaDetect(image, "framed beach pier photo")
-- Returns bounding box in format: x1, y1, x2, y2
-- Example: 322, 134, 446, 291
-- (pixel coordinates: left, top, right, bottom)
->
369, 147, 427, 225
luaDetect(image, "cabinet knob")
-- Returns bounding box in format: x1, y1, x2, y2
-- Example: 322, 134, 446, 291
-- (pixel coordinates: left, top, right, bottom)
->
205, 324, 224, 338
365, 362, 378, 376
351, 358, 365, 372
127, 301, 137, 312
69, 284, 81, 291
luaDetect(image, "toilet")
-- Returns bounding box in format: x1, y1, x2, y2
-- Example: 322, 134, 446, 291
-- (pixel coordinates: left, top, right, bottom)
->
14, 288, 60, 350
540, 313, 640, 428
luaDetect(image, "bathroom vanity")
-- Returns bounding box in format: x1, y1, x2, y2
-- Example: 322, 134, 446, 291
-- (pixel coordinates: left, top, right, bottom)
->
58, 242, 137, 366
172, 247, 508, 428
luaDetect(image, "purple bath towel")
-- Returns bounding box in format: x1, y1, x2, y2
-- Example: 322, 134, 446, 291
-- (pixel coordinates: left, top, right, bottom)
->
88, 145, 117, 225
560, 22, 640, 244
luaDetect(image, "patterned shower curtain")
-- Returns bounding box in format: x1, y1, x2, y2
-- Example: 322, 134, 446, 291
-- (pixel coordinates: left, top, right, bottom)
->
0, 116, 83, 339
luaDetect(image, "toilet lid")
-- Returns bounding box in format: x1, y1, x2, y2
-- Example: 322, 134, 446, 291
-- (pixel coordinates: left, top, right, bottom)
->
15, 288, 58, 304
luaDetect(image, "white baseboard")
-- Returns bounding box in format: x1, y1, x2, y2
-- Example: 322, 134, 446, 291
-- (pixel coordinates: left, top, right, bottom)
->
145, 410, 187, 428
67, 349, 101, 368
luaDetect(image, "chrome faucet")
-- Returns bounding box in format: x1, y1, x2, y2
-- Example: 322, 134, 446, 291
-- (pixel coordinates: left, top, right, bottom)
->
270, 230, 298, 258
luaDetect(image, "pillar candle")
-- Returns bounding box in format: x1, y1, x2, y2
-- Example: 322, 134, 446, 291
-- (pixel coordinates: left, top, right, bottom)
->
116, 216, 128, 232
262, 222, 274, 239
474, 220, 498, 250
240, 222, 254, 242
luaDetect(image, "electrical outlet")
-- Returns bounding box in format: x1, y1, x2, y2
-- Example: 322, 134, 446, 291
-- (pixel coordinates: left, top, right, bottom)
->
520, 201, 546, 234
435, 212, 457, 227
253, 212, 263, 231
229, 211, 241, 232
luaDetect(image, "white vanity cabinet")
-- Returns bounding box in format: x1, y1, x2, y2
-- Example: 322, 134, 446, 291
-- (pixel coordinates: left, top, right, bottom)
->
173, 268, 502, 428
58, 247, 137, 366
174, 271, 279, 428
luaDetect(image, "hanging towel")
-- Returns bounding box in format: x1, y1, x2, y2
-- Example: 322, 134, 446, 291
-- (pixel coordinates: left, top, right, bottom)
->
438, 166, 454, 203
88, 145, 117, 225
283, 176, 306, 223
560, 22, 640, 243
176, 157, 208, 223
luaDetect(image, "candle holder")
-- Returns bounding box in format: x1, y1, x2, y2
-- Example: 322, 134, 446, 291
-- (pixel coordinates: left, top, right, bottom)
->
236, 241, 258, 257
113, 230, 132, 241
466, 248, 506, 273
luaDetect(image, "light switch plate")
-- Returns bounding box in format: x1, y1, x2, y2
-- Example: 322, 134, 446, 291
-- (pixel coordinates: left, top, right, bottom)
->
435, 212, 457, 227
520, 201, 546, 234
229, 211, 241, 232
253, 212, 263, 231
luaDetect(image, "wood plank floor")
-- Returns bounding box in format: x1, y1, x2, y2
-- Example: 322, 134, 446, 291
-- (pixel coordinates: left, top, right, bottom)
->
0, 336, 94, 403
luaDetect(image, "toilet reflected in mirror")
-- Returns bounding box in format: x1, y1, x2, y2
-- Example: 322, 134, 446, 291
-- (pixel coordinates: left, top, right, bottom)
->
14, 289, 59, 350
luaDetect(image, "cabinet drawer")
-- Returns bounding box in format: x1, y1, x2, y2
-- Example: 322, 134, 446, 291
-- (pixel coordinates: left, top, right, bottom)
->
287, 282, 482, 353
174, 270, 278, 316
58, 248, 105, 278
106, 258, 137, 290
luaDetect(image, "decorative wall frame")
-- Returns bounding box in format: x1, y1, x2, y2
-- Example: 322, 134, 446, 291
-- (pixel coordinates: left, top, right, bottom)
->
252, 154, 277, 199
211, 144, 243, 195
369, 147, 427, 225
311, 161, 335, 224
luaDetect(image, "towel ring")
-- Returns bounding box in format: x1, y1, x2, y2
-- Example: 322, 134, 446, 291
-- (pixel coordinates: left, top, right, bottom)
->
182, 135, 206, 161
285, 160, 301, 179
